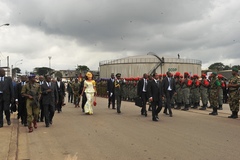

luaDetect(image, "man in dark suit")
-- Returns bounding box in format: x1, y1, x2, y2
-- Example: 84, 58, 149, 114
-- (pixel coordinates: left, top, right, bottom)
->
79, 78, 87, 112
0, 68, 14, 127
41, 75, 58, 127
162, 71, 176, 117
56, 77, 65, 113
107, 73, 115, 109
137, 73, 148, 116
147, 73, 163, 121
15, 75, 27, 126
67, 78, 73, 103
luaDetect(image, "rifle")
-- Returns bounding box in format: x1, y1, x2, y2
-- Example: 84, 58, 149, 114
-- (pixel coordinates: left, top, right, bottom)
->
29, 90, 40, 108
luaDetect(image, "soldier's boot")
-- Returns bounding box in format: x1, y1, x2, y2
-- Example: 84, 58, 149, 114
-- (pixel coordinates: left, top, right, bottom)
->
33, 120, 37, 129
228, 112, 234, 118
194, 103, 198, 109
28, 122, 33, 133
233, 111, 238, 119
217, 105, 223, 110
199, 104, 207, 110
174, 103, 181, 109
209, 107, 218, 115
182, 104, 189, 111
208, 105, 213, 108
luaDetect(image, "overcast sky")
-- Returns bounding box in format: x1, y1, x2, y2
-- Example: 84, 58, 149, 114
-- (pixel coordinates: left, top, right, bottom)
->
0, 0, 239, 74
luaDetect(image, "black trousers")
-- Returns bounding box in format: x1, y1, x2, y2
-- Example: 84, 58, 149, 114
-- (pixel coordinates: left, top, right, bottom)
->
56, 95, 64, 112
0, 96, 10, 126
18, 101, 27, 124
81, 93, 87, 110
140, 92, 147, 113
43, 104, 55, 125
108, 92, 115, 108
68, 92, 73, 103
116, 95, 122, 112
164, 91, 174, 115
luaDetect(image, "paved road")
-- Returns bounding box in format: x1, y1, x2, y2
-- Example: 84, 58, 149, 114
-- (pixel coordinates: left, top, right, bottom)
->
2, 97, 240, 160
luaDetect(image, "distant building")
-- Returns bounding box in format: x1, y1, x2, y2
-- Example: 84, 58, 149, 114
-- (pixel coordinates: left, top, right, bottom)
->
99, 54, 202, 78
1, 67, 11, 77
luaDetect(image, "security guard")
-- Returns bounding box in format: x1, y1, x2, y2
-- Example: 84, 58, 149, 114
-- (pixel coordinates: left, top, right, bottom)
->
227, 68, 240, 119
21, 74, 41, 133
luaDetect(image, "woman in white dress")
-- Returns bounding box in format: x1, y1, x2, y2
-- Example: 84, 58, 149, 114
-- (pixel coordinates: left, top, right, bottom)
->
81, 72, 97, 114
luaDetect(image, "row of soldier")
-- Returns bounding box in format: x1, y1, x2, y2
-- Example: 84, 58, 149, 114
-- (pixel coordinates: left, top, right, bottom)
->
106, 68, 239, 121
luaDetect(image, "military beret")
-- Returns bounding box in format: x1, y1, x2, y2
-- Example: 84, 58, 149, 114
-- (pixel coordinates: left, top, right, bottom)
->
232, 67, 238, 72
116, 73, 121, 77
212, 72, 217, 75
28, 73, 35, 78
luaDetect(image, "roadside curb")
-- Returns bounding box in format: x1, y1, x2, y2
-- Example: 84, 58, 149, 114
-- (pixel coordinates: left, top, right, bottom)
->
7, 113, 19, 160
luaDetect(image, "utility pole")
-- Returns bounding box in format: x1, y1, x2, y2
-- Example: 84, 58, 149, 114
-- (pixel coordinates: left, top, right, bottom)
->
48, 56, 52, 68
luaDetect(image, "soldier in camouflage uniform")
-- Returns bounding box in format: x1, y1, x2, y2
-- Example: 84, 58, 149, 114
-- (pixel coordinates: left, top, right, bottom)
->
199, 74, 209, 110
209, 72, 221, 115
21, 74, 41, 133
227, 68, 240, 119
191, 75, 200, 109
182, 72, 191, 111
173, 72, 182, 109
217, 74, 224, 110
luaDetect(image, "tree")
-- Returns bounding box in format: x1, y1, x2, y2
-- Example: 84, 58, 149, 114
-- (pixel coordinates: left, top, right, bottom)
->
223, 65, 231, 70
232, 65, 240, 70
12, 67, 21, 78
76, 65, 90, 77
76, 65, 90, 73
12, 67, 21, 74
34, 67, 54, 76
55, 71, 63, 78
208, 62, 225, 71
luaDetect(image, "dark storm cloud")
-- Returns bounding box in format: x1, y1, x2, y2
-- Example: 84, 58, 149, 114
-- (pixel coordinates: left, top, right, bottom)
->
1, 0, 240, 72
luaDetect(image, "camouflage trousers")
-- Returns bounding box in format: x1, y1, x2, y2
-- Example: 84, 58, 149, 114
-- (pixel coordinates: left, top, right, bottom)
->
209, 89, 218, 107
192, 88, 200, 103
218, 88, 223, 106
200, 87, 208, 105
182, 88, 190, 105
229, 91, 239, 112
26, 104, 39, 128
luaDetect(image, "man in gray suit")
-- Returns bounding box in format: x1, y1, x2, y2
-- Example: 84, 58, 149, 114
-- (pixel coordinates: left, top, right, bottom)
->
0, 68, 14, 127
40, 75, 58, 127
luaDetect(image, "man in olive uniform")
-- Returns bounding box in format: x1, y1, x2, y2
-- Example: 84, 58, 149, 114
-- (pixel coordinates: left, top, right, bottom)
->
227, 68, 240, 119
114, 73, 125, 114
21, 74, 41, 132
209, 72, 221, 116
72, 78, 81, 108
199, 74, 209, 110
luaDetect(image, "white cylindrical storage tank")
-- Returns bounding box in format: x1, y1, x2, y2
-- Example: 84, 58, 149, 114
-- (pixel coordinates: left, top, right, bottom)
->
99, 54, 202, 78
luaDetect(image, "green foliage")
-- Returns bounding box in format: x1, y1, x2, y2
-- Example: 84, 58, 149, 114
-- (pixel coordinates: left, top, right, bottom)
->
208, 62, 225, 70
55, 71, 63, 78
232, 65, 240, 70
34, 67, 54, 76
12, 67, 21, 74
76, 65, 90, 72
